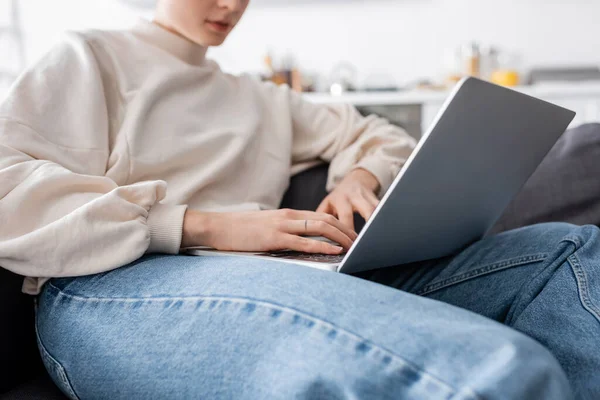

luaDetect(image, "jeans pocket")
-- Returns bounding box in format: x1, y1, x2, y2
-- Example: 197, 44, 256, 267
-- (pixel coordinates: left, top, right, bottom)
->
35, 323, 79, 400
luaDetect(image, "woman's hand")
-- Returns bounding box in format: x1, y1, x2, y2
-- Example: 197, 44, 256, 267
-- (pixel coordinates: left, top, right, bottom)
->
316, 168, 381, 231
181, 208, 358, 254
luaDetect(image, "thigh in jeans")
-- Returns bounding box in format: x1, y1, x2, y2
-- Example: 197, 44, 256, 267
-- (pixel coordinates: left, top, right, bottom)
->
36, 253, 571, 400
363, 223, 600, 398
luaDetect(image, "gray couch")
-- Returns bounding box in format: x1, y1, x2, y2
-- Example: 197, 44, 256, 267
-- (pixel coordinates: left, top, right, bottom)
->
1, 123, 599, 399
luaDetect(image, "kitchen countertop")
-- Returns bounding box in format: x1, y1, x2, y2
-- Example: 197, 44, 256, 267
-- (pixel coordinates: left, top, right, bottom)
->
303, 81, 600, 106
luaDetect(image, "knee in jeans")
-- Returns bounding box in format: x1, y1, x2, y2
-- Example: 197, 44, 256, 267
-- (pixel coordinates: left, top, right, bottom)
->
560, 224, 599, 245
491, 333, 570, 395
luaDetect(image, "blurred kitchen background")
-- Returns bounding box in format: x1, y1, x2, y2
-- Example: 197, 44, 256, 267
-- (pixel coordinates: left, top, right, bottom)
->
2, 0, 600, 138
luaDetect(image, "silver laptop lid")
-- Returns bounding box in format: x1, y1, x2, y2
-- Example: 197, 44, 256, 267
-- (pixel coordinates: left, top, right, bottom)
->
339, 77, 576, 274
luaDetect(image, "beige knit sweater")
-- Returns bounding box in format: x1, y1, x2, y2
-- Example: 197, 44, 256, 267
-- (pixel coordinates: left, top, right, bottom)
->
0, 18, 416, 295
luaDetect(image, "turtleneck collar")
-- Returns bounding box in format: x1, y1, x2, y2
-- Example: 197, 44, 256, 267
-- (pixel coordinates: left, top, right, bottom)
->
130, 17, 208, 66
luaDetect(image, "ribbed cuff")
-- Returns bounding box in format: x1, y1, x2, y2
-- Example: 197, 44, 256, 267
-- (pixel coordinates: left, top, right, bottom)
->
353, 157, 395, 198
147, 203, 188, 254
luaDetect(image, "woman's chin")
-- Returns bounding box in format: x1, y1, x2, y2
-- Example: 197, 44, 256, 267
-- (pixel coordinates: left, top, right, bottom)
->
200, 33, 228, 47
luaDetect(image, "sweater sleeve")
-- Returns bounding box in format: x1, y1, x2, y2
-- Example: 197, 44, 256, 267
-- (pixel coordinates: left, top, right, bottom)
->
288, 88, 417, 197
0, 32, 187, 289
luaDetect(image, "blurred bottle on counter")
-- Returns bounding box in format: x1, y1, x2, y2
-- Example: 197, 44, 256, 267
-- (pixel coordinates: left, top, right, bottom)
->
443, 47, 464, 85
480, 46, 498, 80
489, 50, 521, 87
262, 51, 274, 79
443, 42, 482, 86
261, 51, 313, 92
444, 43, 521, 88
463, 42, 481, 78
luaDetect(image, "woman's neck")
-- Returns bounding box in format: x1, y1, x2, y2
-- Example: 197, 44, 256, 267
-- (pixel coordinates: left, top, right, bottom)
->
131, 18, 208, 66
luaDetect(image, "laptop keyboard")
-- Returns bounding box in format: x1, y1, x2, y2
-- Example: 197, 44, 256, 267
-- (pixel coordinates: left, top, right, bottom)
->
257, 250, 346, 263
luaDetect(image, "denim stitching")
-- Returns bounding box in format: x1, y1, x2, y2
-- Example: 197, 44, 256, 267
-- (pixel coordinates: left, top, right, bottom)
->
417, 254, 547, 296
567, 253, 600, 325
561, 234, 600, 324
35, 317, 80, 400
47, 282, 481, 400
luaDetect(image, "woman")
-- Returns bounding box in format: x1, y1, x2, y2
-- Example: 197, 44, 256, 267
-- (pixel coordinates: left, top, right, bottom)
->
0, 0, 598, 398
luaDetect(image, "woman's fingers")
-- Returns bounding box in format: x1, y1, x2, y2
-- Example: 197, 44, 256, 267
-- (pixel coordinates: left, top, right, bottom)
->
333, 201, 355, 232
284, 209, 358, 240
316, 198, 332, 214
281, 219, 354, 250
365, 189, 380, 209
351, 194, 377, 222
281, 234, 344, 255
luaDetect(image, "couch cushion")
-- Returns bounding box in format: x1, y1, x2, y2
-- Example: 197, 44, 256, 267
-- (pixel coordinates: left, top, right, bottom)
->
280, 163, 330, 211
0, 268, 44, 394
0, 375, 67, 400
280, 162, 366, 232
491, 123, 600, 233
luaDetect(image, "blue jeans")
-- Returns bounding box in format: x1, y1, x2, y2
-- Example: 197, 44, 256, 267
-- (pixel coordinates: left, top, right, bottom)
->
36, 223, 600, 399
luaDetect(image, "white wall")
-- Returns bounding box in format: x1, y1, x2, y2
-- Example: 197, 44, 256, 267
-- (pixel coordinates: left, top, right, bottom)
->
5, 0, 600, 90
213, 0, 600, 88
16, 0, 144, 65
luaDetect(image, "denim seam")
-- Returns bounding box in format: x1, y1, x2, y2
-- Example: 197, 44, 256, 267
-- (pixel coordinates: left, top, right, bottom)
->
47, 282, 481, 400
35, 316, 80, 400
567, 253, 600, 325
560, 234, 600, 324
416, 254, 548, 296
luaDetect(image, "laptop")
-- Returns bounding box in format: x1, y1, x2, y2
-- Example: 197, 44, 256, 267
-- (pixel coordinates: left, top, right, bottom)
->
184, 77, 576, 274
